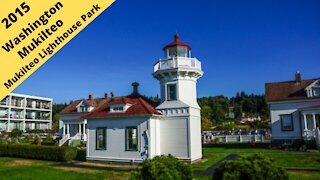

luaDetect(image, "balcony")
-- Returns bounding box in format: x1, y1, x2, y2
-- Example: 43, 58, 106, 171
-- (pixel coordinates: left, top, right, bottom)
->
153, 57, 202, 72
10, 113, 24, 120
0, 101, 9, 106
25, 115, 50, 121
0, 114, 8, 119
26, 101, 51, 110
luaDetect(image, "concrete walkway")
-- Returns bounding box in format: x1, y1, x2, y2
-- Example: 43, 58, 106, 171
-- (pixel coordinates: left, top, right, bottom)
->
195, 153, 239, 176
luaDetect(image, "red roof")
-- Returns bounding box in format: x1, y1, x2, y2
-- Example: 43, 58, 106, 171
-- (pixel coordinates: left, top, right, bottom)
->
84, 95, 161, 119
163, 34, 191, 50
265, 78, 319, 102
59, 99, 106, 114
59, 94, 161, 118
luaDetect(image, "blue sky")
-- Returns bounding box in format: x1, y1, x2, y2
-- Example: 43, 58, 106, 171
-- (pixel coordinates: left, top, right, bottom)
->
14, 0, 320, 103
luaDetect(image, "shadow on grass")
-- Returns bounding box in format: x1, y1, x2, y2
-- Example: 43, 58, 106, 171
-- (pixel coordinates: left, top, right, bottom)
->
53, 161, 138, 172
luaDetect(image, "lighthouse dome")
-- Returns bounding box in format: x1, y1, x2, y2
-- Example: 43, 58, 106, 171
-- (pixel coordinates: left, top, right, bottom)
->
163, 34, 191, 58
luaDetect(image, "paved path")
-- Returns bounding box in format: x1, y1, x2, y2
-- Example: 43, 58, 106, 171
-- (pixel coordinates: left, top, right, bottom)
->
195, 153, 239, 176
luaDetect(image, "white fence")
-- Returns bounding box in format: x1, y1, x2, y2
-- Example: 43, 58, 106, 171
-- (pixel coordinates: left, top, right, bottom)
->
203, 135, 271, 144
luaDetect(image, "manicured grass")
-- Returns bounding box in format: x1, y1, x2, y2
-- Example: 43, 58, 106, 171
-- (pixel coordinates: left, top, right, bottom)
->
0, 157, 130, 180
203, 147, 282, 153
288, 170, 320, 180
197, 146, 320, 180
0, 146, 319, 180
264, 153, 320, 168
192, 153, 228, 171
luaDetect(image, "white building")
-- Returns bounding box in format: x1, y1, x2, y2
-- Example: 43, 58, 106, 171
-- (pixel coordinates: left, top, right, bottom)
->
59, 34, 203, 163
0, 93, 53, 132
265, 72, 320, 143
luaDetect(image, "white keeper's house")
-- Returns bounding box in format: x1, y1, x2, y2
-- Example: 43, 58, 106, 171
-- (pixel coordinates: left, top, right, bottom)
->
265, 72, 320, 144
59, 34, 203, 163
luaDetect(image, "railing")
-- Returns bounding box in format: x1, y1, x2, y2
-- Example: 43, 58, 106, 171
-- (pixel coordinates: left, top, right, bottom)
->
0, 101, 8, 106
303, 129, 316, 141
59, 134, 70, 146
315, 128, 320, 150
0, 115, 8, 118
154, 57, 202, 72
203, 135, 271, 144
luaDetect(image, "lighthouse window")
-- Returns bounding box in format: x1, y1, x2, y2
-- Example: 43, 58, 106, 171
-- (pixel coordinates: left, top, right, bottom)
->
167, 84, 177, 101
177, 47, 188, 57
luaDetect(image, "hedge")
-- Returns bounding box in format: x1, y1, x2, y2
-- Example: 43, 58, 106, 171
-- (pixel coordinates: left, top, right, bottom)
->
0, 144, 77, 161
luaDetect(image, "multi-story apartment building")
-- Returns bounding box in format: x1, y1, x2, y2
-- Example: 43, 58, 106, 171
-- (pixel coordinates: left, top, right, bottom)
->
0, 93, 53, 132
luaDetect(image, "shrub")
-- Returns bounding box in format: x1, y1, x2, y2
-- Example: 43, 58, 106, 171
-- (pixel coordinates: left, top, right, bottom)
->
213, 154, 288, 180
131, 155, 193, 180
42, 137, 55, 146
26, 129, 45, 134
8, 129, 23, 138
0, 144, 77, 161
19, 137, 34, 144
75, 149, 86, 161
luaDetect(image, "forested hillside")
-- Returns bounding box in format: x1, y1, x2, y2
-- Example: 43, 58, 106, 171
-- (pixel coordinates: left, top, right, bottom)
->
198, 92, 269, 125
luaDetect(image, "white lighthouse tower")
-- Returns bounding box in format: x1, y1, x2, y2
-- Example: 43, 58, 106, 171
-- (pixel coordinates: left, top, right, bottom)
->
153, 34, 203, 162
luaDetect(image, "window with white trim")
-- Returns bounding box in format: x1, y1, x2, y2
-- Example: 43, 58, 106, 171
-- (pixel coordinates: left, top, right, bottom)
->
125, 127, 138, 151
280, 114, 293, 131
96, 127, 106, 150
167, 84, 177, 101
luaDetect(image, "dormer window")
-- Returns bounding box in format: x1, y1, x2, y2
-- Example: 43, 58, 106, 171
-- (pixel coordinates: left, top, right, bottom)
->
81, 106, 87, 112
113, 106, 124, 112
110, 104, 131, 113
77, 101, 94, 113
305, 79, 320, 97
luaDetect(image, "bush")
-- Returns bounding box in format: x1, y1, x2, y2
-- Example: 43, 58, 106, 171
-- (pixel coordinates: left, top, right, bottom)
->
131, 155, 193, 180
19, 137, 35, 144
42, 137, 55, 146
0, 144, 77, 161
213, 154, 288, 180
75, 149, 86, 161
26, 129, 45, 134
8, 129, 23, 138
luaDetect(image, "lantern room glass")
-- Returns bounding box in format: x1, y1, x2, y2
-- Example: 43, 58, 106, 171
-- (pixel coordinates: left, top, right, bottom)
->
166, 47, 190, 58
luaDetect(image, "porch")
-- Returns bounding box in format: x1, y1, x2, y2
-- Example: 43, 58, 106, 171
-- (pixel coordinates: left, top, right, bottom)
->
301, 108, 320, 141
59, 120, 87, 146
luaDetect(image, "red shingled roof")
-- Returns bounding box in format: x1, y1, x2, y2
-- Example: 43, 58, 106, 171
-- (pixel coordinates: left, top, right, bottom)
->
163, 34, 191, 50
84, 95, 161, 119
59, 99, 106, 114
265, 78, 319, 102
59, 93, 161, 119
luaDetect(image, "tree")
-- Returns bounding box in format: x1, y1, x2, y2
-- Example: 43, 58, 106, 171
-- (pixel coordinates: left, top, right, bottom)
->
52, 114, 60, 133
213, 154, 288, 180
201, 117, 213, 131
201, 105, 212, 119
52, 103, 68, 133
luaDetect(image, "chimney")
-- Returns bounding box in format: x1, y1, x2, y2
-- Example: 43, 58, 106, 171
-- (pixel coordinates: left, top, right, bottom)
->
88, 94, 93, 100
295, 71, 301, 83
132, 82, 139, 95
104, 93, 109, 99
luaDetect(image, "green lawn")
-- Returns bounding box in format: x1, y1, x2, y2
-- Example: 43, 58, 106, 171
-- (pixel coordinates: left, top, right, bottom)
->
0, 147, 319, 180
0, 157, 130, 180
203, 147, 282, 153
288, 171, 320, 180
264, 153, 320, 168
197, 146, 320, 180
192, 153, 229, 171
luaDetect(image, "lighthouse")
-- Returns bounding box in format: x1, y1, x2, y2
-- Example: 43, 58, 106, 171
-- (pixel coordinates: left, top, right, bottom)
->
153, 34, 203, 162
